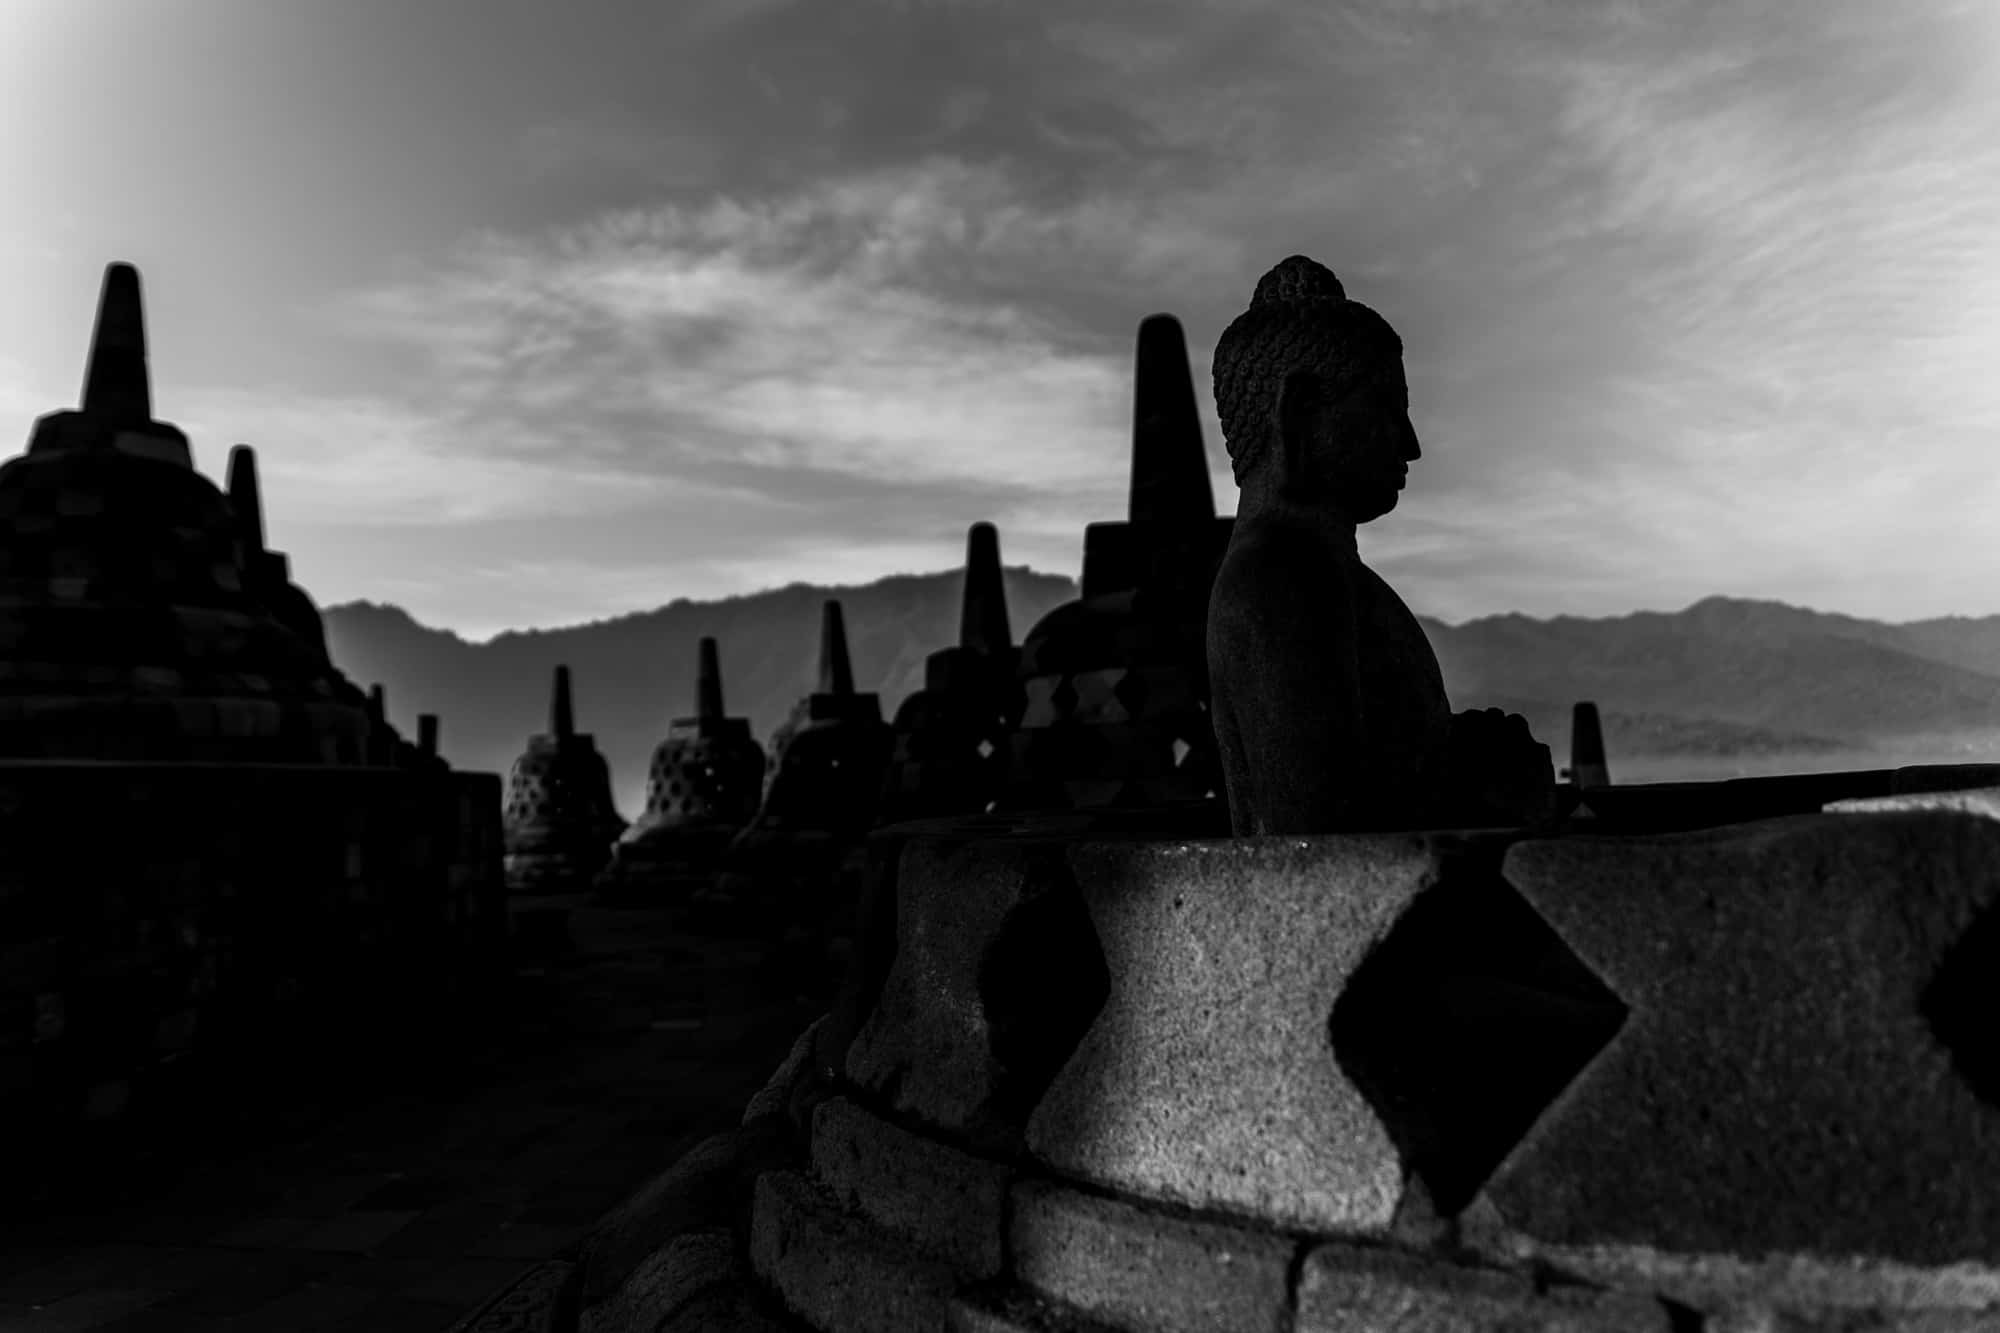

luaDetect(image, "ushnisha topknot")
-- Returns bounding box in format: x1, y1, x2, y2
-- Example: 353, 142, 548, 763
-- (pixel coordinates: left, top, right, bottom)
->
1213, 254, 1404, 483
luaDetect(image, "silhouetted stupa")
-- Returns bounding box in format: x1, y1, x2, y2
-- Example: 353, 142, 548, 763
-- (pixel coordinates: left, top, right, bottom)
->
1000, 313, 1231, 817
500, 664, 626, 893
0, 263, 372, 763
598, 636, 766, 901
879, 521, 1023, 823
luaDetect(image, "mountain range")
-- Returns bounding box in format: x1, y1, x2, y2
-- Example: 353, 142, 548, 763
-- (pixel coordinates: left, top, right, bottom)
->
322, 578, 2000, 815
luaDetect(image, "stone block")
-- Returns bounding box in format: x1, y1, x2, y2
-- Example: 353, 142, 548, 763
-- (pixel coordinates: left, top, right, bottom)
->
1296, 1242, 1672, 1331
1478, 811, 2000, 1287
846, 834, 1111, 1150
811, 1096, 1010, 1278
741, 1017, 822, 1128
583, 1228, 739, 1333
578, 1118, 795, 1310
1025, 833, 1521, 1233
947, 1284, 1125, 1332
1008, 1179, 1295, 1333
750, 1167, 961, 1332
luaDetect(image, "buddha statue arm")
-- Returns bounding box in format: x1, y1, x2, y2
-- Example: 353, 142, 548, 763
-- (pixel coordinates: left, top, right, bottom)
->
1209, 545, 1372, 834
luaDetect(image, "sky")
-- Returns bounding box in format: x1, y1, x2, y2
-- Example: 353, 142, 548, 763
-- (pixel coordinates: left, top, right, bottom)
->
2, 0, 1997, 639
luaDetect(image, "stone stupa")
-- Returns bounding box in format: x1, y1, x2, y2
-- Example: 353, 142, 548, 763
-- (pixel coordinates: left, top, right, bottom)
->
878, 521, 1024, 825
500, 664, 626, 894
598, 636, 766, 902
0, 262, 372, 764
1000, 313, 1231, 822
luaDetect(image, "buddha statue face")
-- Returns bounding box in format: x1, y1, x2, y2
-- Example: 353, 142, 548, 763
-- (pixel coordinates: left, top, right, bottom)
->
1214, 255, 1418, 527
1273, 359, 1421, 525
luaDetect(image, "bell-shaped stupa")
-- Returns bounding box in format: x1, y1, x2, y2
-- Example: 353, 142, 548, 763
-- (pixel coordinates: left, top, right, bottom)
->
878, 522, 1024, 823
500, 664, 627, 893
1000, 313, 1232, 818
703, 600, 892, 928
598, 637, 766, 900
0, 263, 371, 763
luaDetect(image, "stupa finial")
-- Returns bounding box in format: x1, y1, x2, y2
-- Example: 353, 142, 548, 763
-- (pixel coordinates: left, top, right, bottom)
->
958, 522, 1012, 656
226, 444, 265, 551
1129, 313, 1216, 525
697, 637, 725, 720
818, 600, 854, 696
551, 665, 575, 739
80, 263, 152, 425
418, 714, 439, 756
1571, 700, 1611, 789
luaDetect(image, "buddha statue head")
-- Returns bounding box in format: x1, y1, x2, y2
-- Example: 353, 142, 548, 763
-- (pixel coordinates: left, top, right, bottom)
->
1212, 255, 1419, 525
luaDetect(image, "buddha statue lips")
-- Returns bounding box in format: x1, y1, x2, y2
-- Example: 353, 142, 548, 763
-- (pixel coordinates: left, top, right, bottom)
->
1205, 254, 1552, 835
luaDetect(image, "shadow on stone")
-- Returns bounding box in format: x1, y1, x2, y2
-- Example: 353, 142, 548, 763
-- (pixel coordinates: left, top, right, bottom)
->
1922, 897, 2000, 1108
1329, 864, 1626, 1216
977, 857, 1111, 1133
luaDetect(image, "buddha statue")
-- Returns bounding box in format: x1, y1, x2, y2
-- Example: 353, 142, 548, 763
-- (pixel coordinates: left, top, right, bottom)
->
1206, 255, 1552, 835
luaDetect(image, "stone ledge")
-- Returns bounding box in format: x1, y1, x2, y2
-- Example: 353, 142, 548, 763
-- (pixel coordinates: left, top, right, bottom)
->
750, 1167, 963, 1332
1296, 1241, 1673, 1332
810, 1096, 1012, 1279
1008, 1179, 1297, 1333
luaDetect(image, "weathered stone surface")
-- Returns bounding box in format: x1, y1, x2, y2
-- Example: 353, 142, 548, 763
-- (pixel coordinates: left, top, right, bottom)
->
1025, 834, 1518, 1232
578, 1119, 796, 1311
810, 1096, 1011, 1278
742, 1017, 825, 1127
1008, 1179, 1296, 1333
1297, 1242, 1672, 1332
947, 1284, 1125, 1332
1480, 811, 2000, 1278
750, 1167, 961, 1332
447, 1257, 577, 1332
845, 832, 1109, 1151
582, 1229, 737, 1333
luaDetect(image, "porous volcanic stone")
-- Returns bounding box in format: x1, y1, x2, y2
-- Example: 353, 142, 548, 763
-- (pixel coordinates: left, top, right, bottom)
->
581, 1229, 737, 1333
1481, 810, 2000, 1282
1024, 833, 1511, 1232
750, 1167, 961, 1332
810, 1096, 1011, 1279
1007, 1179, 1296, 1333
845, 833, 1111, 1150
1296, 1242, 1673, 1332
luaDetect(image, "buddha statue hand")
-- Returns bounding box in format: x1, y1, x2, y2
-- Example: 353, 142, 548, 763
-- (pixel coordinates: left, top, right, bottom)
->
1444, 707, 1556, 827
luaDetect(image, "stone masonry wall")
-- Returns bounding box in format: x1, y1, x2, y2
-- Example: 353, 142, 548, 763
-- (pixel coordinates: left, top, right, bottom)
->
0, 761, 508, 1147
572, 802, 2000, 1332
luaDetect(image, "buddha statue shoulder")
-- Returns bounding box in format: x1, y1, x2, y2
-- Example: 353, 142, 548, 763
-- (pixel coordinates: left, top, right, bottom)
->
1206, 254, 1553, 835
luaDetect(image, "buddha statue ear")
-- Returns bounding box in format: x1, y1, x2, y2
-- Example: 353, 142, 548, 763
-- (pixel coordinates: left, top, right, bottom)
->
1272, 369, 1321, 494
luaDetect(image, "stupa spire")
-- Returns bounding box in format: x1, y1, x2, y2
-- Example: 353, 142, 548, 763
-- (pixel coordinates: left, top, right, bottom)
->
818, 600, 854, 697
696, 637, 725, 721
551, 665, 575, 739
1571, 700, 1611, 789
1129, 313, 1215, 525
80, 263, 152, 425
368, 683, 387, 720
958, 522, 1012, 656
418, 714, 439, 756
227, 444, 265, 551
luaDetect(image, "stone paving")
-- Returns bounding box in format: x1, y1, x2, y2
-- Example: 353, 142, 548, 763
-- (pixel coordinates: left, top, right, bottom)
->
0, 905, 817, 1332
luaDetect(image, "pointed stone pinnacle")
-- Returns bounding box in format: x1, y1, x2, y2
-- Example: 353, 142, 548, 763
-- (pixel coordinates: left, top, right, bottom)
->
227, 445, 266, 551
551, 665, 575, 739
817, 600, 854, 697
958, 521, 1012, 656
368, 683, 386, 719
80, 263, 152, 426
696, 637, 725, 721
1571, 700, 1611, 789
1129, 313, 1216, 525
418, 714, 439, 755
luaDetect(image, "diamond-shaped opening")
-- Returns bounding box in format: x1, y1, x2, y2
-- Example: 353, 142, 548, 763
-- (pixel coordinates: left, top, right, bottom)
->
1170, 737, 1193, 769
1329, 865, 1627, 1217
1923, 898, 2000, 1106
978, 856, 1110, 1135
976, 737, 997, 761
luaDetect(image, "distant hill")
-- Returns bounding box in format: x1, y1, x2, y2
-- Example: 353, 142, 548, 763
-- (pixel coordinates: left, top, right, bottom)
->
324, 587, 2000, 815
323, 567, 1080, 817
